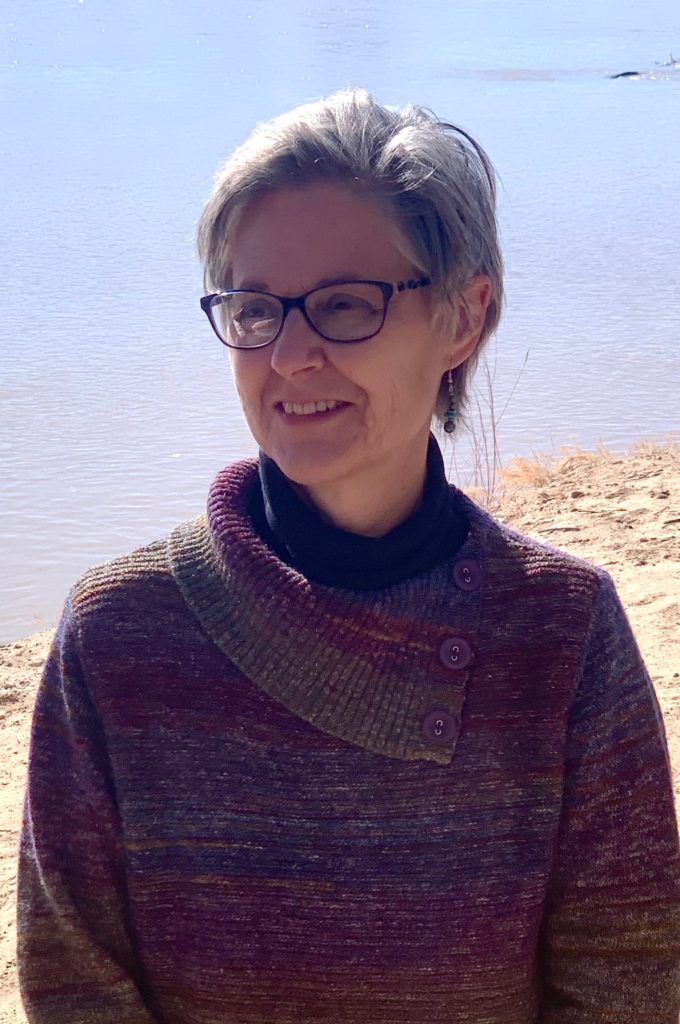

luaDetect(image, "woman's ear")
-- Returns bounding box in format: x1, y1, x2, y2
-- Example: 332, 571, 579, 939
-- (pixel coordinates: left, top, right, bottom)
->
457, 275, 492, 343
446, 274, 493, 369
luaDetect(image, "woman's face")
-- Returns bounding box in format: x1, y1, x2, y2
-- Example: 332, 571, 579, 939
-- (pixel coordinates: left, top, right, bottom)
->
227, 181, 486, 496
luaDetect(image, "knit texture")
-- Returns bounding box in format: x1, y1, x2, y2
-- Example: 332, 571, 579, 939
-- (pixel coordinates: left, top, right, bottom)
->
17, 458, 680, 1023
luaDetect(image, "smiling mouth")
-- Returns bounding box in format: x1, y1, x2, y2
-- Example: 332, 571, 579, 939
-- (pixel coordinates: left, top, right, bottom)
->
278, 400, 350, 416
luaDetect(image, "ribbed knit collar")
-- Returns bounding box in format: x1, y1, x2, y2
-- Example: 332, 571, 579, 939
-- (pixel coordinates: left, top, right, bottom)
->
247, 434, 469, 590
169, 458, 497, 766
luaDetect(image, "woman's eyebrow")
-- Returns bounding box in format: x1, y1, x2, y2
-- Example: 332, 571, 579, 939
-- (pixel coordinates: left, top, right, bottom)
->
234, 272, 368, 293
236, 279, 268, 291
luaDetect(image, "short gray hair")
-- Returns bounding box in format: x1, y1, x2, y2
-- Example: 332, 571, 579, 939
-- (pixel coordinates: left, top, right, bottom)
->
196, 87, 504, 426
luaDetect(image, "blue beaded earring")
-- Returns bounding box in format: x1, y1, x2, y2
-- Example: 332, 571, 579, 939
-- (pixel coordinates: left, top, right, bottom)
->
443, 369, 457, 434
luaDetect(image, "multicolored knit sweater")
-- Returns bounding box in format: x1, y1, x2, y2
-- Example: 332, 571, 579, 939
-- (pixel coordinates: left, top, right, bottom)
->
17, 458, 680, 1023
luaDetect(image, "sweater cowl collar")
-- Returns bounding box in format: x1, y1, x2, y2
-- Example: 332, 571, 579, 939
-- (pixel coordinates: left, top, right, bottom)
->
168, 456, 497, 766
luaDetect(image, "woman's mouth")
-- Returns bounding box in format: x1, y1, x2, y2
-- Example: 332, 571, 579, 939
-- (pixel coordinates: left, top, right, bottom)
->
277, 399, 350, 419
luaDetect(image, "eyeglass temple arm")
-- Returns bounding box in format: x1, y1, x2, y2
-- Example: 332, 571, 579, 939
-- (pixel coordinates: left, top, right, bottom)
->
395, 277, 431, 292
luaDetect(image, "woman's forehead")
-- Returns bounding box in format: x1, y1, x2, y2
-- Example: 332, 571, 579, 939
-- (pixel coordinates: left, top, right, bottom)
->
229, 183, 413, 291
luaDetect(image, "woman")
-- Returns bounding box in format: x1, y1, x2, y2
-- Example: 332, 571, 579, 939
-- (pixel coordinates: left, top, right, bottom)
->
17, 89, 680, 1023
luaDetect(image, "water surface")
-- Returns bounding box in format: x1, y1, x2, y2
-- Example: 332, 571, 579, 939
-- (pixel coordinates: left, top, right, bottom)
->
1, 0, 679, 641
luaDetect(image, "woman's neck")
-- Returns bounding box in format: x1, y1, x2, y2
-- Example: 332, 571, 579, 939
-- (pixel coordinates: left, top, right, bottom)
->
249, 433, 470, 591
295, 449, 429, 538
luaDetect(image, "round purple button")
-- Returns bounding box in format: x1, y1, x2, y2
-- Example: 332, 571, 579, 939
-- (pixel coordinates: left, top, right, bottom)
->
439, 636, 473, 670
422, 709, 458, 745
453, 559, 482, 591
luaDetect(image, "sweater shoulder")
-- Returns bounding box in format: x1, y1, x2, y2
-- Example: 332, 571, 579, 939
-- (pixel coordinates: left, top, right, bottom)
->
492, 514, 608, 580
466, 509, 618, 670
457, 490, 611, 602
66, 529, 183, 628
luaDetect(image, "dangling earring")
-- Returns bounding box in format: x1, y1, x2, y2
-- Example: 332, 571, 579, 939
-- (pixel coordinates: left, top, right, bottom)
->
443, 369, 457, 433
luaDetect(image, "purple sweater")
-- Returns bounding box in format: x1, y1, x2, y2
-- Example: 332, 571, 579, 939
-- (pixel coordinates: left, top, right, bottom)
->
17, 458, 680, 1023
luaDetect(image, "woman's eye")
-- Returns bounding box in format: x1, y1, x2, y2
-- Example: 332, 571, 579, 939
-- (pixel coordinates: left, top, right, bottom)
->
238, 303, 270, 321
323, 292, 374, 313
232, 300, 279, 331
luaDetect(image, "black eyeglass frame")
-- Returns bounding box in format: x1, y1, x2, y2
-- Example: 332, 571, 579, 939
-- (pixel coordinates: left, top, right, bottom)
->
199, 277, 432, 350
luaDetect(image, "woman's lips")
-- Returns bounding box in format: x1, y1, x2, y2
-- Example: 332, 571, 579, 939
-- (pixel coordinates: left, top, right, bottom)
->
276, 400, 351, 422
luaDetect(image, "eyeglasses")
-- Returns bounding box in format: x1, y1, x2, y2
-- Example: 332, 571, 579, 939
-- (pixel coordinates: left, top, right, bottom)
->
200, 277, 432, 350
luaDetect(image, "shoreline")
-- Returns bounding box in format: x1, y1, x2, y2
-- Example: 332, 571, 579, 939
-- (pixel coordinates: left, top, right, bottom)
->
1, 440, 679, 1022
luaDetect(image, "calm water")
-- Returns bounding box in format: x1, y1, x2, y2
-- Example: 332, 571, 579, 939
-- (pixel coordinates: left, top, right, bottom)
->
1, 0, 679, 642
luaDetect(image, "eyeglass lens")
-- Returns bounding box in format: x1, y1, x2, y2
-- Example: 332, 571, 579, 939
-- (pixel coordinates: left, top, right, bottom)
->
211, 282, 387, 347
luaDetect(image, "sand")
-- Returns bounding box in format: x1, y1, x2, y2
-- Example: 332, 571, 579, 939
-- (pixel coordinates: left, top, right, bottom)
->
1, 440, 678, 1022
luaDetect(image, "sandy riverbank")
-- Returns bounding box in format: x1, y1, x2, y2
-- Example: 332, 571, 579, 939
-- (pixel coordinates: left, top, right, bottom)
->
1, 440, 679, 1022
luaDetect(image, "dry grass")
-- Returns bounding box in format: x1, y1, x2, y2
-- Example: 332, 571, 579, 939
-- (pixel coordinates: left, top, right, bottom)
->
441, 337, 677, 511
443, 321, 680, 507
462, 434, 679, 512
445, 346, 529, 509
500, 445, 615, 489
500, 435, 679, 491
628, 435, 680, 458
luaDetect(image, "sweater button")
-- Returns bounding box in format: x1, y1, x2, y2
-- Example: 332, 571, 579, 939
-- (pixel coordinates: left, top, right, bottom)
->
422, 709, 458, 745
453, 559, 482, 591
439, 636, 473, 670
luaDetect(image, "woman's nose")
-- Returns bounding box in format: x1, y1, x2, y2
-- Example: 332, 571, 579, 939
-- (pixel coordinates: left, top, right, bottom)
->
269, 308, 326, 377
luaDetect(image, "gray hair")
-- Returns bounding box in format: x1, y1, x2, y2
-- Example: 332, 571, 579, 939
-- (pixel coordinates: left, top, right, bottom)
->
196, 87, 504, 427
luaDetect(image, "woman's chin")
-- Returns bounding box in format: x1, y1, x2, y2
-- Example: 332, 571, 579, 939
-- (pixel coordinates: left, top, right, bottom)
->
264, 442, 358, 490
258, 427, 364, 487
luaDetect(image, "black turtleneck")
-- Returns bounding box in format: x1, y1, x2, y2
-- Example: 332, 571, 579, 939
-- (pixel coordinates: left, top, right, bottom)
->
246, 434, 469, 590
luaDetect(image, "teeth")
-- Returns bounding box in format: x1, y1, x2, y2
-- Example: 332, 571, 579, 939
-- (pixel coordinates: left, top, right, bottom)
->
282, 400, 341, 415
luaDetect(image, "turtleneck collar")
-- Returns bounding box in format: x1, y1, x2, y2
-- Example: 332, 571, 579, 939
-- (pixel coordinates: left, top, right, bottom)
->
246, 434, 469, 590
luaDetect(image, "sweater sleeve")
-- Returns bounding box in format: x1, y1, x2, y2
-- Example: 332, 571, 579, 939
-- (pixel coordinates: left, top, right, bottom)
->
539, 571, 680, 1022
16, 600, 160, 1023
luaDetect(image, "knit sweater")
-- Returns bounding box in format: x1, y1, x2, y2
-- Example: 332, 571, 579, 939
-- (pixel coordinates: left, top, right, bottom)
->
17, 458, 680, 1024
